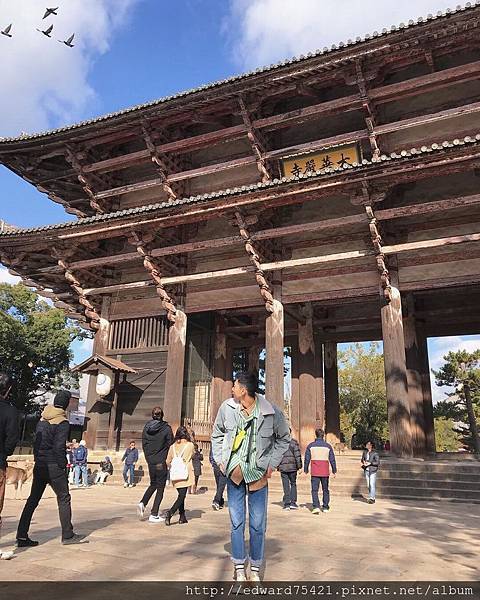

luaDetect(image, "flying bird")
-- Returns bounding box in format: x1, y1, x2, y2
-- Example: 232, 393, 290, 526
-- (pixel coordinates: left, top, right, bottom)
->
59, 33, 75, 48
1, 24, 13, 38
43, 7, 59, 19
37, 24, 54, 37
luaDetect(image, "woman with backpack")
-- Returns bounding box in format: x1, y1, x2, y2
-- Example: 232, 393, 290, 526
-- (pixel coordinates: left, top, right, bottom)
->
165, 426, 194, 525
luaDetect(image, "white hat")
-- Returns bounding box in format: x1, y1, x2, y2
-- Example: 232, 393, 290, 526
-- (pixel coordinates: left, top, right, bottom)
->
79, 440, 86, 446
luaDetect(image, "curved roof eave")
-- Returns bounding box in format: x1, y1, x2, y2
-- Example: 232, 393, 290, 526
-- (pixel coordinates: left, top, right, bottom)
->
0, 3, 477, 148
1, 132, 479, 240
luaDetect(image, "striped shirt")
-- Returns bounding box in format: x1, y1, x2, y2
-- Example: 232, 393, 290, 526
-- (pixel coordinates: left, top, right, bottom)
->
227, 400, 265, 484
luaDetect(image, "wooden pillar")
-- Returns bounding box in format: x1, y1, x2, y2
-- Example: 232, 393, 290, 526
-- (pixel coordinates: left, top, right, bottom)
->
164, 309, 187, 434
107, 372, 120, 451
222, 343, 234, 401
403, 295, 427, 456
84, 296, 111, 449
248, 344, 260, 374
315, 338, 325, 429
298, 304, 318, 451
418, 327, 436, 454
324, 341, 341, 445
265, 298, 285, 408
381, 285, 412, 457
211, 314, 227, 422
290, 340, 300, 442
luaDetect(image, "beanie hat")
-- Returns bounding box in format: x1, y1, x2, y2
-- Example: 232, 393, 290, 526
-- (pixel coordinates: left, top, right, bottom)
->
53, 390, 71, 410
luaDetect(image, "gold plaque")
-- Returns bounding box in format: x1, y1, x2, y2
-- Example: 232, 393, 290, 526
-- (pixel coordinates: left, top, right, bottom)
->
282, 143, 361, 178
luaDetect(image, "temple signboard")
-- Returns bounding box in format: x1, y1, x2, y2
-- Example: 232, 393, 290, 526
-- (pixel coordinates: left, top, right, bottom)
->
282, 143, 361, 178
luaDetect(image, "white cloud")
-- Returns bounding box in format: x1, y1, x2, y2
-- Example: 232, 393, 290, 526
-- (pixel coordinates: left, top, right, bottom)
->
226, 0, 464, 70
0, 0, 140, 137
0, 266, 20, 284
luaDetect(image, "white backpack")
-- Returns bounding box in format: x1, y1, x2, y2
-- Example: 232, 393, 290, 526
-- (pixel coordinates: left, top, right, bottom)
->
169, 443, 189, 481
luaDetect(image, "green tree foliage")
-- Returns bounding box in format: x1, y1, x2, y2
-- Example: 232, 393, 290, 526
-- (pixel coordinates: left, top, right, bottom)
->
434, 417, 462, 452
0, 283, 88, 412
339, 342, 388, 448
433, 349, 480, 454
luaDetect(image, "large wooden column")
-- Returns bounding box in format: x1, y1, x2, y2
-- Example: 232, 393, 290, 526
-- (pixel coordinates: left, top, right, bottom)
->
314, 338, 325, 429
381, 285, 412, 457
222, 344, 234, 400
84, 296, 111, 449
265, 298, 285, 408
418, 327, 436, 454
324, 341, 341, 445
164, 309, 187, 434
403, 295, 427, 456
211, 314, 227, 422
298, 304, 319, 451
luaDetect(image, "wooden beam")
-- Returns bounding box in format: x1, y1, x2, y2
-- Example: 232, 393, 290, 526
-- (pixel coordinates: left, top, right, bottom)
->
383, 232, 480, 254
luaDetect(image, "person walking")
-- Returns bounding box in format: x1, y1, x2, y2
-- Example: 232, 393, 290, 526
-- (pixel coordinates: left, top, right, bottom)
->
191, 443, 203, 494
95, 456, 113, 485
164, 426, 194, 526
122, 441, 138, 488
209, 446, 227, 511
16, 390, 86, 547
0, 373, 19, 530
73, 440, 89, 487
137, 407, 173, 523
278, 433, 302, 510
361, 441, 380, 504
211, 371, 290, 583
304, 428, 337, 514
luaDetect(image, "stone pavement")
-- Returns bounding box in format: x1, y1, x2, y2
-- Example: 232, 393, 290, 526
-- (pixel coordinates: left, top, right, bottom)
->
0, 482, 478, 581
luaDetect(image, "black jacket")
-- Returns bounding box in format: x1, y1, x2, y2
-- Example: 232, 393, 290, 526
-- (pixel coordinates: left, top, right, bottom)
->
278, 439, 302, 473
0, 398, 19, 469
34, 406, 70, 469
361, 449, 380, 473
142, 419, 173, 465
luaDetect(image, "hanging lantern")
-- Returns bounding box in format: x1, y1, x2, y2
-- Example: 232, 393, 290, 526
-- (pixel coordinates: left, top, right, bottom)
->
96, 370, 112, 397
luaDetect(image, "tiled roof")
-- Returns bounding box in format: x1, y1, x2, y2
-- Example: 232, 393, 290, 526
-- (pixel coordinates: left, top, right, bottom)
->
2, 133, 479, 238
0, 2, 478, 145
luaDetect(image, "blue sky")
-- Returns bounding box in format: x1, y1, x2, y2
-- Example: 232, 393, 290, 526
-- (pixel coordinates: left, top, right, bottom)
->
0, 0, 478, 402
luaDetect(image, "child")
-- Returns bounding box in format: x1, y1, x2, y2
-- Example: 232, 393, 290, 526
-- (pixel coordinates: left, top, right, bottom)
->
95, 456, 113, 485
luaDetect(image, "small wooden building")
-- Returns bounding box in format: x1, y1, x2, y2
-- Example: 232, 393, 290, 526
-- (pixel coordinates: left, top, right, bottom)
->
2, 6, 480, 456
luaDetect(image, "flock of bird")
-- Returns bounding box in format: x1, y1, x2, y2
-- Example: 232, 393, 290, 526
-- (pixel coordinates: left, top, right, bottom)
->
1, 7, 75, 47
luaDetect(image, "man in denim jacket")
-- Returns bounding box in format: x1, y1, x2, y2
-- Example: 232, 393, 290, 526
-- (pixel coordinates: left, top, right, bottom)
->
211, 371, 290, 583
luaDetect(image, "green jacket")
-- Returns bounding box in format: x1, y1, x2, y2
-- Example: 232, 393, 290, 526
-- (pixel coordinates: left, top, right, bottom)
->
211, 395, 290, 472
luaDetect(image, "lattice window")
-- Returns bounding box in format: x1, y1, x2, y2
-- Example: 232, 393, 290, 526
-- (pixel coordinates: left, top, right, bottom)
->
193, 380, 211, 423
109, 316, 168, 351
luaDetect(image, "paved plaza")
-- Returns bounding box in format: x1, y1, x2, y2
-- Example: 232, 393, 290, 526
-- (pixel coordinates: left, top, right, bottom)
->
0, 482, 478, 581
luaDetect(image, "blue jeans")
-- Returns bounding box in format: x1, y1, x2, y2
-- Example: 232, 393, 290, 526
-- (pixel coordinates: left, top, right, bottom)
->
123, 464, 135, 485
74, 465, 88, 486
311, 476, 330, 509
227, 478, 268, 568
365, 470, 377, 499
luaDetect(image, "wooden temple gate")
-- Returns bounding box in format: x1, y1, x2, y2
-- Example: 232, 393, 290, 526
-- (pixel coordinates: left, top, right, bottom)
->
1, 6, 480, 457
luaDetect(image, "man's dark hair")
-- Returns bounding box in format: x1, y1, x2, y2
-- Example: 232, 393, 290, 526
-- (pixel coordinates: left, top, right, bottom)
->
152, 406, 164, 421
367, 440, 376, 449
0, 372, 12, 398
315, 428, 325, 439
235, 371, 258, 397
174, 426, 190, 442
129, 440, 136, 445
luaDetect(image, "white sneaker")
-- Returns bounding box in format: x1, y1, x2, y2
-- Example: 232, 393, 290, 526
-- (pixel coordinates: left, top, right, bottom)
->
250, 568, 261, 582
234, 567, 247, 582
0, 551, 14, 560
123, 482, 128, 488
137, 502, 145, 520
148, 514, 165, 523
